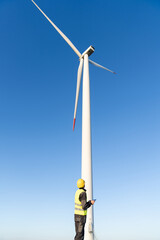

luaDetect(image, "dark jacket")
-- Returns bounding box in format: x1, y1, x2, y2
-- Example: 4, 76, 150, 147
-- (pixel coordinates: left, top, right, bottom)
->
74, 188, 92, 223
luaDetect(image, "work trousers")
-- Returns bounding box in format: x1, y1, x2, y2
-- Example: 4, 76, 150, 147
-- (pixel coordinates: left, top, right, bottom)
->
74, 221, 85, 240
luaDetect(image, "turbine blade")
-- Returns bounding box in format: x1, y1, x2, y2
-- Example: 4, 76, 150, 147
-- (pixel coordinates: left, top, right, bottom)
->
31, 0, 81, 58
73, 58, 83, 131
89, 59, 116, 74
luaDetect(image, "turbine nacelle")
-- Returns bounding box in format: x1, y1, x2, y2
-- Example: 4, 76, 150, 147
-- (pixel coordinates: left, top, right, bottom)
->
81, 46, 95, 59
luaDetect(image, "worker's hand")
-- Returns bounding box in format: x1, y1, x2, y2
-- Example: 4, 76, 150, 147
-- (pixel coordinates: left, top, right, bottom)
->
91, 200, 95, 205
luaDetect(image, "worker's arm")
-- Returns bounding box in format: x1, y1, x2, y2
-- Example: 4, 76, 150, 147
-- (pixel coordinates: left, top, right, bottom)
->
79, 191, 92, 210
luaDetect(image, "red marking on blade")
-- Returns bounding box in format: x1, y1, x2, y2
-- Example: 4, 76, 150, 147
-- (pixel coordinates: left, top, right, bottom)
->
73, 118, 76, 131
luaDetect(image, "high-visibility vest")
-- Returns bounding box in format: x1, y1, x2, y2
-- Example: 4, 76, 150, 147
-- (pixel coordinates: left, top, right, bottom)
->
74, 189, 87, 216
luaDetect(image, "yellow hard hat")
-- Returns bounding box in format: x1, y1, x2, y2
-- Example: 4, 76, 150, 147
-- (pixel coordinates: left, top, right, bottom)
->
77, 179, 85, 188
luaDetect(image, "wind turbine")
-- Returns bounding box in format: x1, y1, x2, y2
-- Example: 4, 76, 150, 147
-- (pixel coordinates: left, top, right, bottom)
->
31, 1, 116, 239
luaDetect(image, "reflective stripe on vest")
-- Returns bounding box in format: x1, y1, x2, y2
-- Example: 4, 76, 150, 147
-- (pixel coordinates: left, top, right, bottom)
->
74, 189, 87, 216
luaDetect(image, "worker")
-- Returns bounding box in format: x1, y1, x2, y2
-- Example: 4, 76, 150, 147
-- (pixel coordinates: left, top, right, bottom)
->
74, 178, 95, 240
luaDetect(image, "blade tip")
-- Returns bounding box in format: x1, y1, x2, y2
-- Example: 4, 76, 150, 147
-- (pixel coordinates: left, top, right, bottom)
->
73, 118, 76, 131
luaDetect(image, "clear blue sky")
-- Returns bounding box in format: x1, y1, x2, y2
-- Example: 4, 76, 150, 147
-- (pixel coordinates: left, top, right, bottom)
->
0, 0, 160, 240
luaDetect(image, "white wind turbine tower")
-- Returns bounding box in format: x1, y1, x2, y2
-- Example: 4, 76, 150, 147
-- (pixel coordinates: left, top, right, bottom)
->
31, 1, 116, 239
